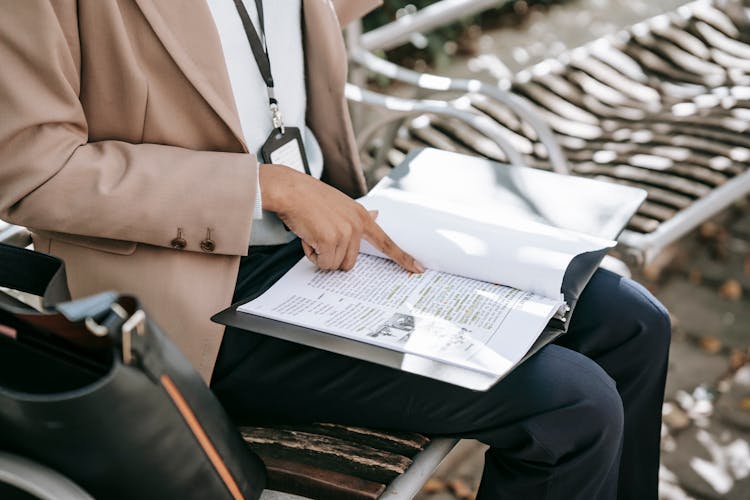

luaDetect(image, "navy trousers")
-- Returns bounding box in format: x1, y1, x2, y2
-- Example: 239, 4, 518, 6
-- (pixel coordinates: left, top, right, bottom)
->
212, 240, 671, 499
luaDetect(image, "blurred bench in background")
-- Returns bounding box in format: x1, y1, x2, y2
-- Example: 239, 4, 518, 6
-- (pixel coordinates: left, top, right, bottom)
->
346, 0, 750, 268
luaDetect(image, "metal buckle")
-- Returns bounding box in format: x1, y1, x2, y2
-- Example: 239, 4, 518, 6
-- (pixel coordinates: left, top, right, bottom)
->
270, 102, 285, 134
121, 309, 146, 365
84, 303, 128, 337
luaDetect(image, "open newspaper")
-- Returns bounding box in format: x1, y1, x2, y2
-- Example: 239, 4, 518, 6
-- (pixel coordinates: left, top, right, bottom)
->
233, 149, 647, 385
217, 149, 646, 388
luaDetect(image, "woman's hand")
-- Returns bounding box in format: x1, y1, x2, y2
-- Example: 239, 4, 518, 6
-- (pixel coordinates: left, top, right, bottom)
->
259, 163, 424, 273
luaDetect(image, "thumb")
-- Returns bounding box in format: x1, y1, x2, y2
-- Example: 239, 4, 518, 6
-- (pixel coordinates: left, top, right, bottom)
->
368, 210, 379, 220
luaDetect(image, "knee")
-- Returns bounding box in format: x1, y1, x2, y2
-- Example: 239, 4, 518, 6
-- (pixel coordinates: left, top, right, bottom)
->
581, 375, 625, 447
524, 348, 624, 463
564, 365, 624, 453
622, 278, 672, 361
583, 270, 672, 359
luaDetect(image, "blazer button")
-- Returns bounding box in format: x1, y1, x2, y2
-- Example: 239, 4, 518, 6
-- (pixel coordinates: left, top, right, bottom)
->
170, 237, 187, 250
200, 228, 215, 252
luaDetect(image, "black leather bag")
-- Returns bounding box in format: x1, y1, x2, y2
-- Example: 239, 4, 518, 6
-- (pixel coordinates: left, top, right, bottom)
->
0, 243, 266, 499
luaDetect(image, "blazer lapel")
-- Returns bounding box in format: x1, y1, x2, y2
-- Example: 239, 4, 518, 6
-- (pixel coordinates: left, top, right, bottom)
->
133, 0, 247, 151
302, 0, 368, 197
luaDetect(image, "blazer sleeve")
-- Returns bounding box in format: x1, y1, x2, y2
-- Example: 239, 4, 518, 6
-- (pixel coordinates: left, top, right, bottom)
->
0, 0, 256, 256
332, 0, 382, 27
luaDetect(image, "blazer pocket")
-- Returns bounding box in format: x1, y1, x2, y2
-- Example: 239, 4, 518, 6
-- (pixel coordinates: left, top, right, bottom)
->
35, 230, 138, 256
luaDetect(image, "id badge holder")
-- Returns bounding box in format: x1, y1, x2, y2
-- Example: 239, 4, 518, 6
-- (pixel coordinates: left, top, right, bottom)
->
259, 126, 311, 175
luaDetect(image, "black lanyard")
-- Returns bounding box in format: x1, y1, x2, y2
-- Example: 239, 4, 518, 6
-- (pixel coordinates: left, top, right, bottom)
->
232, 0, 284, 133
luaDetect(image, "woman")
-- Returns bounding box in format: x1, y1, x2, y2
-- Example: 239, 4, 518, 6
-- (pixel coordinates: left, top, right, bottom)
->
0, 1, 669, 498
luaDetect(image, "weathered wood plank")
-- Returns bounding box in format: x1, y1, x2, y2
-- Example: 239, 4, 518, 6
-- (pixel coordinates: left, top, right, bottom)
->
386, 149, 406, 169
469, 93, 536, 138
507, 97, 604, 139
649, 22, 712, 61
564, 69, 647, 109
241, 427, 413, 484
589, 175, 695, 210
573, 162, 712, 198
408, 119, 466, 153
636, 118, 750, 152
265, 424, 429, 457
534, 73, 648, 122
563, 146, 739, 177
630, 33, 727, 83
627, 214, 662, 234
262, 456, 385, 500
429, 117, 508, 162
514, 80, 599, 124
564, 150, 730, 186
392, 135, 426, 155
636, 201, 677, 222
690, 20, 750, 61
302, 423, 430, 457
567, 55, 660, 104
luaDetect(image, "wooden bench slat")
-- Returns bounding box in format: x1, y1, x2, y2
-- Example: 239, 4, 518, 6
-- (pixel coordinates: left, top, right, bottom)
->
409, 120, 464, 153
517, 80, 601, 125
563, 140, 742, 176
469, 93, 534, 137
262, 424, 429, 457
532, 72, 649, 122
573, 163, 713, 198
403, 125, 475, 158
241, 427, 413, 484
386, 149, 407, 170
429, 117, 509, 162
591, 176, 695, 210
393, 135, 429, 156
564, 150, 731, 186
627, 214, 662, 234
263, 456, 385, 500
632, 201, 676, 222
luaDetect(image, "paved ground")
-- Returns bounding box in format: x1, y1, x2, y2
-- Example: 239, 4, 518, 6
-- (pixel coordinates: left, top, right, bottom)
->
395, 0, 750, 498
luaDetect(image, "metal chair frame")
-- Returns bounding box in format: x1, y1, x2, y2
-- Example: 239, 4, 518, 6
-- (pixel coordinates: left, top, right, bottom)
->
0, 452, 95, 500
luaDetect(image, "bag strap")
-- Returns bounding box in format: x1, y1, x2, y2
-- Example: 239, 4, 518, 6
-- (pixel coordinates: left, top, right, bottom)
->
0, 243, 70, 307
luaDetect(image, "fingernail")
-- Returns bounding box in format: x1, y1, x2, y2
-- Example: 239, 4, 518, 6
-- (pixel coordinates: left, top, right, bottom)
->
369, 210, 379, 219
415, 260, 426, 273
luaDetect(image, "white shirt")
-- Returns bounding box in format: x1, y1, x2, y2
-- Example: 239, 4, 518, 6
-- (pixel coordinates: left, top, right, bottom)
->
207, 0, 324, 246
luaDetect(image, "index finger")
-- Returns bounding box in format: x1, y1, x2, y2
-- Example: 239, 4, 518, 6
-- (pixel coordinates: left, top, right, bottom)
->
364, 220, 424, 274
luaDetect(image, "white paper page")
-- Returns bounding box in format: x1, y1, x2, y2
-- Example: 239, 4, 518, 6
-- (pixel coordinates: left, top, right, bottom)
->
370, 148, 646, 240
359, 191, 615, 301
238, 254, 562, 376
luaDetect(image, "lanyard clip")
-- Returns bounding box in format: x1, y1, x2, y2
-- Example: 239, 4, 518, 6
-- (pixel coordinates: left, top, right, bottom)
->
270, 102, 285, 134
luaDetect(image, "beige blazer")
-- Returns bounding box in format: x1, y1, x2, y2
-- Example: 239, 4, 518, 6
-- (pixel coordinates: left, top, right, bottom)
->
0, 0, 381, 382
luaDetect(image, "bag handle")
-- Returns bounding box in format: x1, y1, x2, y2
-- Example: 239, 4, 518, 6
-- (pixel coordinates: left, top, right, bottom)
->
0, 243, 127, 346
0, 243, 154, 372
0, 243, 70, 307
